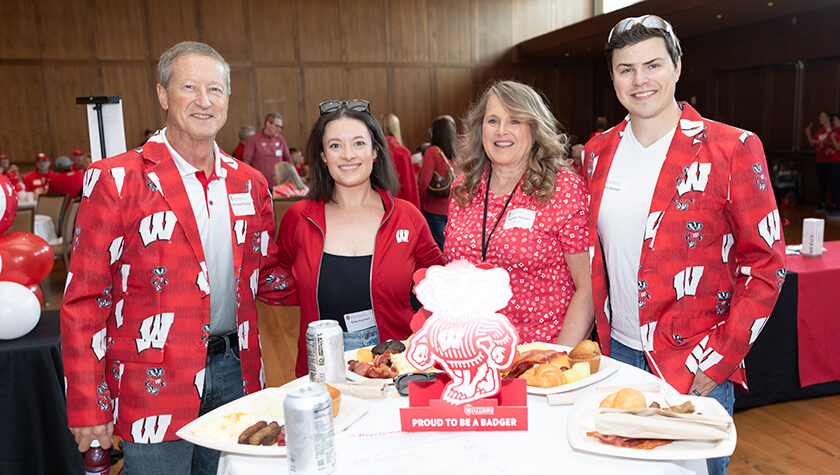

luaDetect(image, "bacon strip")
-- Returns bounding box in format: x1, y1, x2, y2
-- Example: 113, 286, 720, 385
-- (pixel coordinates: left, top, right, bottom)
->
505, 350, 564, 378
586, 431, 673, 450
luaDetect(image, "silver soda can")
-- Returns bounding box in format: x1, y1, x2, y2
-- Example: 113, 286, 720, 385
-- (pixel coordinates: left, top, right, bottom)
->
285, 383, 336, 474
305, 320, 345, 383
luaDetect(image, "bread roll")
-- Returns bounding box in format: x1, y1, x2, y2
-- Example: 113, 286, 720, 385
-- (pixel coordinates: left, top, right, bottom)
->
325, 383, 341, 418
599, 388, 646, 410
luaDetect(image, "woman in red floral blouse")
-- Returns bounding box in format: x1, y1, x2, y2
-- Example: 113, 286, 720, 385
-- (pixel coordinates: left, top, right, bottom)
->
444, 80, 594, 346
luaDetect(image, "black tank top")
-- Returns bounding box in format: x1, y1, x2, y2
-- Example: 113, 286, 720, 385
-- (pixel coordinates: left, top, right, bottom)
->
317, 252, 374, 332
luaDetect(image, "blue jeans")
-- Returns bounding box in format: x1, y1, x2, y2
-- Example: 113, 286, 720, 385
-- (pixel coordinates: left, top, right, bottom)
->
610, 338, 733, 475
121, 339, 244, 475
343, 326, 380, 352
423, 211, 447, 250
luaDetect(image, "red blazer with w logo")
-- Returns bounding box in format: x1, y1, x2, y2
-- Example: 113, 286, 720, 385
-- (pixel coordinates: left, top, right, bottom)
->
583, 103, 786, 394
61, 134, 289, 443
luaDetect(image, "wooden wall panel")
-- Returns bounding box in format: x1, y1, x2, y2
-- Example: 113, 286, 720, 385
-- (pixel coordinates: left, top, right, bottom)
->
513, 0, 554, 45
472, 0, 512, 64
802, 59, 840, 130
303, 67, 347, 131
429, 0, 471, 64
731, 70, 766, 135
199, 0, 249, 61
256, 67, 304, 149
249, 0, 297, 63
0, 66, 51, 164
94, 0, 147, 60
297, 0, 342, 62
764, 66, 796, 152
435, 68, 474, 123
0, 2, 39, 59
145, 0, 199, 60
393, 68, 432, 149
387, 0, 429, 64
102, 65, 159, 151
44, 65, 100, 157
340, 0, 386, 63
36, 0, 95, 60
346, 68, 389, 120
225, 69, 258, 153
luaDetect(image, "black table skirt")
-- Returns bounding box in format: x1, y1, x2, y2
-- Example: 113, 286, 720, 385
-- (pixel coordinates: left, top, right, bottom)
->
0, 310, 83, 474
736, 270, 840, 411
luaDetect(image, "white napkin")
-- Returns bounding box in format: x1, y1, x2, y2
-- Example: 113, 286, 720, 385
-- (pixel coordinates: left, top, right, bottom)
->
332, 380, 390, 399
594, 407, 732, 440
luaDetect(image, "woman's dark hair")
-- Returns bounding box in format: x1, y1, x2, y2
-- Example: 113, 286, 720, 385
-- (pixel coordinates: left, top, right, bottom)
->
305, 107, 399, 202
431, 117, 457, 160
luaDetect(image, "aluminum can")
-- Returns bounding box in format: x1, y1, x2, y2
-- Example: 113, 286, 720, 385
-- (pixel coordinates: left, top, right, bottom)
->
306, 320, 345, 383
285, 383, 336, 474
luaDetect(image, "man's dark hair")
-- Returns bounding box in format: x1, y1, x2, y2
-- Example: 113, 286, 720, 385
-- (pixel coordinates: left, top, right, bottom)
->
605, 24, 682, 75
305, 107, 399, 202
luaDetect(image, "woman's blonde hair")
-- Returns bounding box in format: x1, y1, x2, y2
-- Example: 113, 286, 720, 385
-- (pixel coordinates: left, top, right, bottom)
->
452, 80, 573, 207
381, 113, 404, 146
275, 161, 306, 190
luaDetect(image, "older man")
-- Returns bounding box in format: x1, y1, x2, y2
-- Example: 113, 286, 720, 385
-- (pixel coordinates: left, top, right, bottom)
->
583, 16, 785, 474
61, 41, 288, 474
242, 112, 291, 187
23, 152, 55, 194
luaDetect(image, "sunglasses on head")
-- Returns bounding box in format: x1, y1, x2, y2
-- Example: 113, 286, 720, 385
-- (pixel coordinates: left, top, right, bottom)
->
393, 371, 437, 397
608, 14, 676, 43
319, 99, 370, 115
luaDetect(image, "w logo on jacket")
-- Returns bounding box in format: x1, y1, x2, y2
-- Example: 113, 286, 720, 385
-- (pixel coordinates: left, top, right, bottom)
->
139, 211, 177, 246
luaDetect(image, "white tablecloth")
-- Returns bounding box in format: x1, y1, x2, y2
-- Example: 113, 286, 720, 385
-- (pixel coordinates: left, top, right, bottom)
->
34, 214, 58, 244
218, 362, 708, 474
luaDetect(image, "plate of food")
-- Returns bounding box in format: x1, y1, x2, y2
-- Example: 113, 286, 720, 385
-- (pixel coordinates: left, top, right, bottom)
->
176, 382, 369, 456
567, 388, 736, 460
345, 339, 435, 382
501, 340, 618, 395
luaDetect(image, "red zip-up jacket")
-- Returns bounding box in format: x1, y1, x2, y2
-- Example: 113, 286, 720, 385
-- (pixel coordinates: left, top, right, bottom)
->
275, 189, 444, 376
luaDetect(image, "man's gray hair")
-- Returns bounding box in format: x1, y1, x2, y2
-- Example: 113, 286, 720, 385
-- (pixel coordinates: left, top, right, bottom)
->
265, 112, 283, 124
238, 125, 256, 141
158, 41, 230, 94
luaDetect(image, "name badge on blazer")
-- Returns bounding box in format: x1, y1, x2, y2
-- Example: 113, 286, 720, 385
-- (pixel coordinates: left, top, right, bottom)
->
229, 192, 256, 216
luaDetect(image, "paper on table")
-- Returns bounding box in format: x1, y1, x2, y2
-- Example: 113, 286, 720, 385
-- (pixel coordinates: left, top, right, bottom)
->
594, 409, 732, 440
332, 380, 390, 399
547, 382, 662, 406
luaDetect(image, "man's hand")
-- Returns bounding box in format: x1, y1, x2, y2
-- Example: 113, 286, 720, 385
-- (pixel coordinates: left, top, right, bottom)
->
688, 369, 718, 397
70, 422, 114, 452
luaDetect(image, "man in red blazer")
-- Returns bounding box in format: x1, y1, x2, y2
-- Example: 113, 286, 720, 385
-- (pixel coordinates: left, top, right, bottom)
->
61, 41, 288, 474
583, 16, 785, 474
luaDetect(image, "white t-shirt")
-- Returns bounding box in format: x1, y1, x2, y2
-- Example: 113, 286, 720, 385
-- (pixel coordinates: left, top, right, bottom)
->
597, 122, 676, 350
162, 129, 237, 336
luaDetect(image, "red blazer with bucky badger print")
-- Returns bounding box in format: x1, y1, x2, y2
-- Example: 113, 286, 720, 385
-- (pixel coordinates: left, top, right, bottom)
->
61, 134, 288, 443
583, 103, 786, 394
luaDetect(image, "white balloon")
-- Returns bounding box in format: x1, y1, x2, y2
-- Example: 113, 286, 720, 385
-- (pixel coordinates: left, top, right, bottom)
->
0, 281, 41, 340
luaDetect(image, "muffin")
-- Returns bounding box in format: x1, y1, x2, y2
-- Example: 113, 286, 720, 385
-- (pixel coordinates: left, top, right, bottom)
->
569, 339, 601, 372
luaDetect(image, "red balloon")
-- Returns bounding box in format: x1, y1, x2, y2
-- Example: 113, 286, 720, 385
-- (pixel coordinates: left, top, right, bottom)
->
27, 283, 44, 307
0, 232, 54, 286
0, 175, 17, 234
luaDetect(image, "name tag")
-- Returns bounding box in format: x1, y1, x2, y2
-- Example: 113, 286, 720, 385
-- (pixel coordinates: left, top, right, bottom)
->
344, 309, 376, 333
504, 208, 536, 230
275, 149, 282, 157
228, 192, 255, 216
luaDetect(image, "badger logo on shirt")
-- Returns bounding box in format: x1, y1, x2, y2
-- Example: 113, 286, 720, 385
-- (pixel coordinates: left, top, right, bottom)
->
96, 284, 113, 308
144, 368, 166, 395
637, 280, 652, 308
715, 291, 731, 314
152, 266, 168, 292
673, 198, 695, 210
96, 380, 111, 411
684, 221, 703, 248
776, 268, 786, 290
264, 272, 288, 291
752, 164, 767, 191
250, 232, 261, 253
200, 323, 210, 347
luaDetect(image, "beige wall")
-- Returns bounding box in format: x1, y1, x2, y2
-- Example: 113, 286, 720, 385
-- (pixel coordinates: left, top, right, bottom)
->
0, 0, 592, 165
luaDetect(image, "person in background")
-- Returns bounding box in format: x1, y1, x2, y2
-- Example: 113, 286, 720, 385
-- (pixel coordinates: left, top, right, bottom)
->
71, 149, 86, 171
589, 116, 609, 140
243, 112, 291, 187
584, 16, 786, 474
272, 161, 308, 198
79, 153, 93, 171
289, 148, 308, 179
0, 154, 24, 191
47, 155, 83, 207
570, 143, 585, 175
445, 80, 593, 346
381, 112, 420, 209
827, 113, 840, 218
805, 111, 835, 212
61, 41, 288, 474
23, 152, 55, 194
233, 124, 255, 160
418, 117, 457, 249
274, 99, 443, 377
0, 154, 9, 174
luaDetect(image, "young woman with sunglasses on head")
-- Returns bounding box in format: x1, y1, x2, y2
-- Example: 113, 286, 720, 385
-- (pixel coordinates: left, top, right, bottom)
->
274, 100, 444, 377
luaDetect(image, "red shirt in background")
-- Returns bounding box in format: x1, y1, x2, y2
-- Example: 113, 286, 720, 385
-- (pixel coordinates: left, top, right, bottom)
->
418, 145, 452, 216
242, 130, 291, 188
813, 127, 834, 163
233, 141, 246, 160
48, 170, 84, 207
386, 135, 420, 209
23, 170, 55, 194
